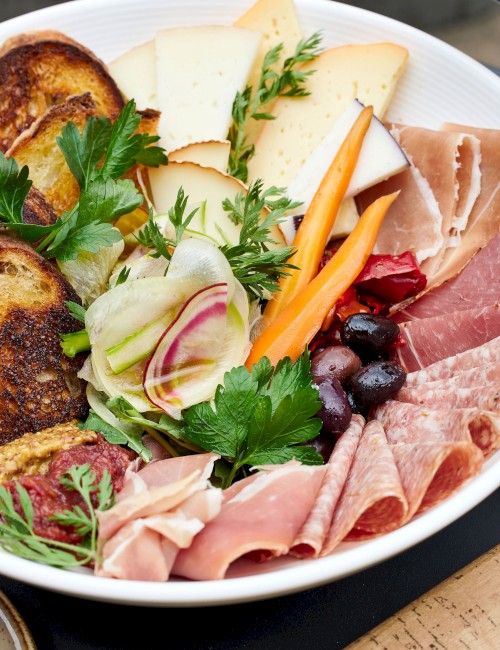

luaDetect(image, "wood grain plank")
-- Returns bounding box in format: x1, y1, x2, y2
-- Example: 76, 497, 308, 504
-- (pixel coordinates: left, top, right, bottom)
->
347, 544, 500, 649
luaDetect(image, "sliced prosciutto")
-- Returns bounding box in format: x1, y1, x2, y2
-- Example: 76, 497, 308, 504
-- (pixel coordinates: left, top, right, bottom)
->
172, 461, 327, 581
390, 441, 483, 519
396, 304, 500, 372
291, 415, 364, 558
404, 337, 500, 386
395, 234, 500, 322
96, 453, 222, 581
374, 400, 500, 457
397, 384, 499, 411
321, 420, 407, 556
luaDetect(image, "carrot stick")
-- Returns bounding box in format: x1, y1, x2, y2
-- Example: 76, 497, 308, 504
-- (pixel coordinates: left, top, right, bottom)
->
263, 106, 373, 326
246, 191, 399, 368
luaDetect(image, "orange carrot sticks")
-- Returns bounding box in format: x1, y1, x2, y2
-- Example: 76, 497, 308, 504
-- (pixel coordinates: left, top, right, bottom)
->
263, 106, 373, 326
246, 191, 399, 368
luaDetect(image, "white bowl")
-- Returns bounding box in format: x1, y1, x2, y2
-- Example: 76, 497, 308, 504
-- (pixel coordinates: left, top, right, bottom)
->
0, 0, 498, 606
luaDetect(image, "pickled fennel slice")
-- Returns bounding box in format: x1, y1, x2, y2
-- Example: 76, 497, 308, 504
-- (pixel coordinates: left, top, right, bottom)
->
144, 282, 250, 419
85, 239, 245, 411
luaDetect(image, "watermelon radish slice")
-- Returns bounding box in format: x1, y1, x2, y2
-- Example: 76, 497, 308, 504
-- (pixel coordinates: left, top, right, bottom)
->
143, 282, 247, 418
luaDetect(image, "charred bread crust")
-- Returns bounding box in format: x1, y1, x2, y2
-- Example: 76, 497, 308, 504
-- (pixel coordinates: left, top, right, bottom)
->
0, 31, 124, 152
22, 187, 58, 227
0, 237, 88, 443
6, 94, 97, 214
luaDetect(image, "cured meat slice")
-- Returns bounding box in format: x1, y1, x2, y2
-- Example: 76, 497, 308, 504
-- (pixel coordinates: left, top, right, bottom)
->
356, 151, 443, 264
396, 304, 500, 372
135, 453, 219, 488
291, 415, 364, 558
402, 363, 500, 393
374, 400, 500, 457
404, 337, 500, 385
172, 462, 327, 581
321, 420, 407, 556
390, 441, 483, 519
393, 125, 481, 275
394, 234, 500, 322
397, 384, 499, 411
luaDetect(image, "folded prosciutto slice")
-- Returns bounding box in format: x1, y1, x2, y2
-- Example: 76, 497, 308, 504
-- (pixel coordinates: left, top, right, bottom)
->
291, 415, 364, 558
374, 400, 500, 457
404, 337, 500, 385
396, 304, 500, 372
172, 461, 327, 581
97, 453, 222, 581
321, 420, 407, 556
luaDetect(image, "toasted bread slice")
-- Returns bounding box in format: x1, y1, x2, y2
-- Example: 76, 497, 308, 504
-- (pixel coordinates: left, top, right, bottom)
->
7, 94, 97, 214
22, 187, 58, 226
0, 236, 88, 444
0, 30, 124, 152
0, 421, 96, 483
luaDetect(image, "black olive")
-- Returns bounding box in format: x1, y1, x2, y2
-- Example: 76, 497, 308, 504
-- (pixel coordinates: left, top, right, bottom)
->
348, 361, 406, 409
315, 377, 352, 436
311, 345, 362, 386
340, 313, 400, 361
301, 435, 335, 462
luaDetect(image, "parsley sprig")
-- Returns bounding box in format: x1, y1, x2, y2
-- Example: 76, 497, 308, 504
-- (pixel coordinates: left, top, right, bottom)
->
221, 180, 299, 298
228, 33, 322, 181
0, 465, 114, 569
0, 100, 167, 262
181, 353, 324, 487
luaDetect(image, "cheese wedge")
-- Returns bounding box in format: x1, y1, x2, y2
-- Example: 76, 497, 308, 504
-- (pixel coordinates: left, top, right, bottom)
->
287, 99, 409, 206
234, 0, 303, 145
168, 141, 231, 173
247, 43, 409, 188
148, 161, 286, 248
108, 40, 157, 110
155, 26, 262, 151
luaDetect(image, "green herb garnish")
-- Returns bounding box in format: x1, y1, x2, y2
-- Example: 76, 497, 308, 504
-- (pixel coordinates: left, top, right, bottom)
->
228, 33, 322, 181
80, 410, 152, 463
181, 352, 323, 487
0, 465, 114, 569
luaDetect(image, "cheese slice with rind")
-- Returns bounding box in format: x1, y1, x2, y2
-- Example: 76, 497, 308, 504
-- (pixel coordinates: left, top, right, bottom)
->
247, 43, 408, 189
169, 141, 230, 173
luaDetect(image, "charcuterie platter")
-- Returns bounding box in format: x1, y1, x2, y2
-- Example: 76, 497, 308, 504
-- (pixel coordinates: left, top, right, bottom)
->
0, 0, 498, 606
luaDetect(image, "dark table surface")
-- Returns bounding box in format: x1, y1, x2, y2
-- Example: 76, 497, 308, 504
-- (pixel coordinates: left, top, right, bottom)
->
1, 2, 499, 648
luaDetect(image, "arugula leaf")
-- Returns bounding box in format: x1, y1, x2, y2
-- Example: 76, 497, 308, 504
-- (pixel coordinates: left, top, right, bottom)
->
228, 33, 322, 181
220, 180, 299, 298
182, 352, 323, 487
80, 410, 152, 462
0, 465, 115, 569
114, 265, 131, 286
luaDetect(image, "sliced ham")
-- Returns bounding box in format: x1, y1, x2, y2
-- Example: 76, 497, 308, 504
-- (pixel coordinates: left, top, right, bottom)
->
291, 415, 364, 558
404, 337, 500, 385
374, 400, 500, 457
397, 384, 499, 411
321, 420, 407, 556
396, 303, 500, 372
394, 234, 500, 322
390, 441, 483, 519
172, 462, 327, 581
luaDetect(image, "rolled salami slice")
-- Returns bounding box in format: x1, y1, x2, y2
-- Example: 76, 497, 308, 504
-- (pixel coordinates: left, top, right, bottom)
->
404, 336, 500, 386
391, 441, 483, 519
321, 420, 407, 556
396, 384, 500, 412
291, 415, 364, 558
403, 362, 500, 392
374, 400, 500, 457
